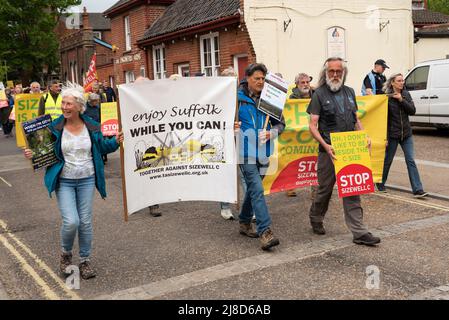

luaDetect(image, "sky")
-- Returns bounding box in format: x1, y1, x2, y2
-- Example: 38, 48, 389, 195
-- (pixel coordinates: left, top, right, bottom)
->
70, 0, 118, 13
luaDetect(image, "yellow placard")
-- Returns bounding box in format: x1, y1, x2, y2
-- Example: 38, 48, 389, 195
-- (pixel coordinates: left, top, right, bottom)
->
100, 102, 118, 136
263, 95, 388, 195
14, 94, 42, 148
0, 90, 6, 100
331, 131, 375, 197
332, 131, 372, 172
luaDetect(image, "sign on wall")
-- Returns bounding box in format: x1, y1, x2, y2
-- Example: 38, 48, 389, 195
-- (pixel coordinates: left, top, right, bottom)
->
327, 26, 346, 59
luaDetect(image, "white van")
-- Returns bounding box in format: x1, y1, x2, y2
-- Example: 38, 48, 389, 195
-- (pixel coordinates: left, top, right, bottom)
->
404, 59, 449, 130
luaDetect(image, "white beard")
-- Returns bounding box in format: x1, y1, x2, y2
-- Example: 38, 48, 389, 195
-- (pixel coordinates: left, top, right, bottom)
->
326, 75, 343, 92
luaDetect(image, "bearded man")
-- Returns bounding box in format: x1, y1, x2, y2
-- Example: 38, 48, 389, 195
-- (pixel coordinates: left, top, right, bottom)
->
306, 57, 380, 246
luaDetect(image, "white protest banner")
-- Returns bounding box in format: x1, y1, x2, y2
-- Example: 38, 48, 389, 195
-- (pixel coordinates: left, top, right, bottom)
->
258, 72, 289, 121
119, 77, 237, 216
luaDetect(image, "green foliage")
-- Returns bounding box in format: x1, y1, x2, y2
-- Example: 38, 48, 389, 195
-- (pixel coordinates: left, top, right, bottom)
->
428, 0, 449, 15
0, 0, 81, 84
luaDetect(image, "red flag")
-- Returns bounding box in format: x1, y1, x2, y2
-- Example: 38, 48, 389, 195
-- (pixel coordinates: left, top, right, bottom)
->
83, 53, 98, 92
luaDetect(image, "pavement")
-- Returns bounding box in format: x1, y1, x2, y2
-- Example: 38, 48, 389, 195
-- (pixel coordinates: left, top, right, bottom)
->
1, 127, 449, 300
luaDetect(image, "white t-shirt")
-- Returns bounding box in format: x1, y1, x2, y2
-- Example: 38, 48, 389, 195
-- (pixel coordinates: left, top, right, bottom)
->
60, 125, 95, 179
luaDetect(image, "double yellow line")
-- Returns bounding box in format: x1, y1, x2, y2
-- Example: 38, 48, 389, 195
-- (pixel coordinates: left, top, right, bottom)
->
0, 219, 81, 300
372, 192, 449, 212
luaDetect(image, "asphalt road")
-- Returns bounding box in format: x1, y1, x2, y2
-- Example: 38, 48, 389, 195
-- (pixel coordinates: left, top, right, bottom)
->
1, 126, 449, 300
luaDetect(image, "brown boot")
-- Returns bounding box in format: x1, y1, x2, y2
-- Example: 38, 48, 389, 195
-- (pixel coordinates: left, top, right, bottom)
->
260, 228, 280, 250
60, 252, 72, 275
239, 222, 258, 238
286, 190, 297, 197
79, 260, 97, 279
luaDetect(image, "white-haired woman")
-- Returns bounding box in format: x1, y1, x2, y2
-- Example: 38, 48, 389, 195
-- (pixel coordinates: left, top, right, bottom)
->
376, 73, 428, 198
24, 87, 124, 279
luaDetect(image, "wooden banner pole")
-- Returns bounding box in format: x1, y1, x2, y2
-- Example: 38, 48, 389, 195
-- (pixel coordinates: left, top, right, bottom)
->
116, 93, 129, 222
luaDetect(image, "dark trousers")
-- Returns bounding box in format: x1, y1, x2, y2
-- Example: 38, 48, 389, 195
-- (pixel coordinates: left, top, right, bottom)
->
309, 151, 369, 238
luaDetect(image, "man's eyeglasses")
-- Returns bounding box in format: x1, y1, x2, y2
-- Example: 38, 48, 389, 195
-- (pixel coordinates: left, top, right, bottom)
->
327, 69, 343, 76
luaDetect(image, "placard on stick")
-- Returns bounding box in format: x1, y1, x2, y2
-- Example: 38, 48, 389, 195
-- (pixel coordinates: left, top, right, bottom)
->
331, 131, 374, 198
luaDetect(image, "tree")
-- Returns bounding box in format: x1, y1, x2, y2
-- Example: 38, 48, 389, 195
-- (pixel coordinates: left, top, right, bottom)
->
0, 0, 81, 86
428, 0, 449, 15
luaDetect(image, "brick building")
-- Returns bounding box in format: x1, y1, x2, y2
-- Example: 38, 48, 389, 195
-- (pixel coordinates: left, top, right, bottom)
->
104, 0, 175, 84
58, 8, 115, 86
104, 0, 255, 84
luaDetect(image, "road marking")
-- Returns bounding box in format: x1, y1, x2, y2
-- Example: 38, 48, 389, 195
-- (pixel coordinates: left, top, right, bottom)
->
0, 233, 60, 300
395, 157, 449, 169
0, 176, 12, 187
373, 192, 449, 212
0, 219, 81, 300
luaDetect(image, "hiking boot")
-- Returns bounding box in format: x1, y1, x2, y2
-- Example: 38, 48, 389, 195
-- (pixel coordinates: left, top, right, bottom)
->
353, 233, 381, 246
60, 252, 72, 275
149, 205, 162, 217
239, 222, 258, 238
79, 260, 97, 279
413, 190, 428, 198
286, 190, 297, 197
260, 228, 280, 250
311, 222, 326, 235
220, 208, 234, 220
376, 183, 387, 193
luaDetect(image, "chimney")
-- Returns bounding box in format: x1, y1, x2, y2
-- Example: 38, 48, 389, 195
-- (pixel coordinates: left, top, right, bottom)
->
82, 7, 89, 30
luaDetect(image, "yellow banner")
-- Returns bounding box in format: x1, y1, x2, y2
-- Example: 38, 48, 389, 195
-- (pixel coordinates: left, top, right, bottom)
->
14, 94, 42, 148
263, 95, 388, 194
331, 131, 375, 197
100, 102, 119, 136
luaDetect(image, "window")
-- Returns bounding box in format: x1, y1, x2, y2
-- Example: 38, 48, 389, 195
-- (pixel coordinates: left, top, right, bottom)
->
405, 66, 430, 91
93, 31, 102, 40
124, 16, 131, 51
200, 33, 220, 76
140, 66, 146, 78
153, 45, 166, 79
125, 71, 135, 83
178, 64, 190, 77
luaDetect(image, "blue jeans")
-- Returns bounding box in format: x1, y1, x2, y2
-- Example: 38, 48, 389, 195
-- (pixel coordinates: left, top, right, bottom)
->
55, 176, 95, 259
220, 167, 248, 210
379, 136, 423, 193
239, 163, 271, 235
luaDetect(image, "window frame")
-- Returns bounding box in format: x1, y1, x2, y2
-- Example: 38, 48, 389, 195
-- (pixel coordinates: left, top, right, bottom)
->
200, 32, 220, 77
124, 16, 131, 52
153, 44, 167, 80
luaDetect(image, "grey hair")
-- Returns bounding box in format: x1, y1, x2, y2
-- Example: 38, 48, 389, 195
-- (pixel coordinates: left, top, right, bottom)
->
88, 93, 100, 102
61, 82, 86, 113
294, 73, 311, 84
317, 57, 348, 88
383, 73, 403, 94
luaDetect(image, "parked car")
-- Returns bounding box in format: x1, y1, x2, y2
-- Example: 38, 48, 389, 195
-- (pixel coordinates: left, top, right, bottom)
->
404, 58, 449, 130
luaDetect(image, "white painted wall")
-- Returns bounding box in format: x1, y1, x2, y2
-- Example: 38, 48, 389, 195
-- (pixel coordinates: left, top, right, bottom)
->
244, 0, 414, 93
414, 38, 449, 65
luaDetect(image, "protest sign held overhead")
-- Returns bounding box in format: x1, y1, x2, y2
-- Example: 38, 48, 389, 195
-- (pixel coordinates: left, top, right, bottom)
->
258, 73, 289, 122
22, 114, 57, 171
83, 53, 98, 93
119, 77, 238, 216
331, 131, 375, 198
101, 102, 119, 136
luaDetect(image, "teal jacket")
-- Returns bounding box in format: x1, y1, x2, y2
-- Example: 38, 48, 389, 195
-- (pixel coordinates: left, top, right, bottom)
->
44, 114, 120, 199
